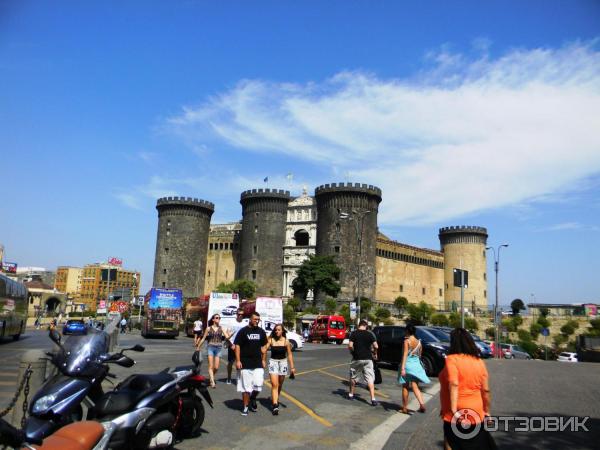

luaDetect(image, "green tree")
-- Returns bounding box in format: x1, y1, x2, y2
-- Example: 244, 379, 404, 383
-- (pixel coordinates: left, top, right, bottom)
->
215, 282, 230, 293
530, 323, 542, 340
431, 313, 449, 327
291, 255, 341, 305
287, 297, 301, 312
406, 302, 435, 325
283, 304, 296, 328
228, 279, 257, 299
302, 305, 319, 315
464, 317, 479, 331
338, 304, 351, 325
374, 307, 391, 321
553, 334, 568, 347
539, 307, 550, 317
510, 298, 526, 316
394, 296, 409, 317
324, 298, 337, 315
518, 329, 533, 342
359, 298, 373, 316
588, 318, 600, 336
511, 315, 523, 329
449, 312, 461, 328
485, 327, 496, 339
566, 319, 579, 330
537, 316, 551, 329
560, 323, 575, 336
518, 340, 539, 358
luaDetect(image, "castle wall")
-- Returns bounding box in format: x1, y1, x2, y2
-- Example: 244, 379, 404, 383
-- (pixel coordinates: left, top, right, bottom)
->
239, 189, 290, 296
375, 238, 445, 307
153, 197, 214, 299
315, 183, 382, 303
204, 223, 241, 294
439, 226, 488, 313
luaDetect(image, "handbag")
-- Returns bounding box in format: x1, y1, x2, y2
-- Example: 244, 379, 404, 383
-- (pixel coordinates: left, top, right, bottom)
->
373, 361, 382, 385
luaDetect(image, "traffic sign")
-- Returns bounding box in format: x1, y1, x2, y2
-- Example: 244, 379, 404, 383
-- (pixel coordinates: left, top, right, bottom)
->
541, 327, 550, 337
453, 269, 468, 288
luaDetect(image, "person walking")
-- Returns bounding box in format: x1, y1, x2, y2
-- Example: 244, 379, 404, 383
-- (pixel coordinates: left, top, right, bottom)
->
398, 323, 430, 414
235, 311, 268, 416
348, 319, 379, 406
120, 317, 127, 334
193, 317, 204, 347
198, 314, 232, 388
439, 328, 495, 450
266, 324, 296, 415
226, 308, 246, 384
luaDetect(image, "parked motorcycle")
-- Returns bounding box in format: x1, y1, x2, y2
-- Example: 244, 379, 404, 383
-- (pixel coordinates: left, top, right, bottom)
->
24, 329, 142, 443
91, 357, 213, 449
1, 416, 116, 450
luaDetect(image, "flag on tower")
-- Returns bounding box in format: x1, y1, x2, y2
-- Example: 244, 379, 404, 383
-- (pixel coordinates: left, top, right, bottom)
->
263, 176, 268, 183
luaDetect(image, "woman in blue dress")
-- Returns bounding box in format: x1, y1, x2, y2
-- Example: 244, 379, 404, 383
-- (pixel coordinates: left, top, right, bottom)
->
399, 323, 430, 414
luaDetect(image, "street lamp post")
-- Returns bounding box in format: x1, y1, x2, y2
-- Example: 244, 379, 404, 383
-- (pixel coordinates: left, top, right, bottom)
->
339, 209, 370, 325
486, 244, 509, 359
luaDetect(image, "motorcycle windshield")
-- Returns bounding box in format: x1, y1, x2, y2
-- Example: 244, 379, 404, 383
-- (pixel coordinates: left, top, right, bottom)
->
55, 329, 109, 377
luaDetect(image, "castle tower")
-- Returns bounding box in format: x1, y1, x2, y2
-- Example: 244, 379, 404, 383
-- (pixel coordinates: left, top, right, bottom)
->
438, 226, 488, 312
315, 182, 382, 303
239, 189, 290, 296
153, 197, 214, 299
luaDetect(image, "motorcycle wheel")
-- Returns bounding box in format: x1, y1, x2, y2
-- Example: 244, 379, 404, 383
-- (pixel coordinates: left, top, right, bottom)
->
178, 397, 205, 438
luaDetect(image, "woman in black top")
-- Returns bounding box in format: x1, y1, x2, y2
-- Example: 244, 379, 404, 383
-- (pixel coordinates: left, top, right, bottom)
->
266, 324, 295, 415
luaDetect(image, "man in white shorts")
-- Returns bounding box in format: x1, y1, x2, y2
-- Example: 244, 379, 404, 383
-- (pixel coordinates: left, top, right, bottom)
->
234, 311, 268, 416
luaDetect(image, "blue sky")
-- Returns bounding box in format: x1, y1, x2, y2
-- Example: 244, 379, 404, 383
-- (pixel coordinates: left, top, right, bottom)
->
1, 1, 599, 306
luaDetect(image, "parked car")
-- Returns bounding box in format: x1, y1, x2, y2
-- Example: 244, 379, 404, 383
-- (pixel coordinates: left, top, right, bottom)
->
429, 326, 492, 358
62, 319, 87, 335
308, 315, 346, 344
557, 352, 578, 362
500, 343, 531, 359
372, 325, 448, 376
221, 305, 239, 316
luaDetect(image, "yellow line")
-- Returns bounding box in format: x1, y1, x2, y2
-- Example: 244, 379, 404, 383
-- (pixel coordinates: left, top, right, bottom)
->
294, 363, 348, 376
318, 369, 391, 399
264, 380, 333, 428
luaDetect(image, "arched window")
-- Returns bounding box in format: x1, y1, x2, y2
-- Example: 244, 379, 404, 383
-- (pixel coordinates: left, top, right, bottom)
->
294, 229, 309, 246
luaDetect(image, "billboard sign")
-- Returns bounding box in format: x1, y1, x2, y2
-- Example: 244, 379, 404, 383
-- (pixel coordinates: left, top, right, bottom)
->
208, 292, 240, 328
350, 302, 357, 320
108, 257, 123, 267
109, 301, 130, 313
146, 288, 183, 309
1, 262, 17, 274
255, 297, 283, 332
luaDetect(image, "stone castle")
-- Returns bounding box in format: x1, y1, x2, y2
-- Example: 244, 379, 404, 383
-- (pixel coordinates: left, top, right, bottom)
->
152, 183, 489, 311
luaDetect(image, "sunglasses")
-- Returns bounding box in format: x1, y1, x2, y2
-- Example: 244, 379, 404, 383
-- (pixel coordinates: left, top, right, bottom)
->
214, 317, 221, 320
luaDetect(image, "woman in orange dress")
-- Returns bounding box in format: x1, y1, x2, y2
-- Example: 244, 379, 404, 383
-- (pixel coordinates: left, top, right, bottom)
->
439, 328, 496, 450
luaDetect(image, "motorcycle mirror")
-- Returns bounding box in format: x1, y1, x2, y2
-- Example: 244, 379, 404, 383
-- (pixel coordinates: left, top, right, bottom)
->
114, 355, 135, 368
131, 344, 145, 352
49, 329, 62, 345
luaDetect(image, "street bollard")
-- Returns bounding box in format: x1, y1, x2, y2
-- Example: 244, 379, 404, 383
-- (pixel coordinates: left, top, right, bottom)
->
11, 350, 47, 427
108, 327, 119, 352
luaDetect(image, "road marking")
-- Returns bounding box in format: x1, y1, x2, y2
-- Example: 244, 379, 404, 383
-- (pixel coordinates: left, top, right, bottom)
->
349, 382, 441, 450
0, 372, 17, 377
264, 380, 333, 428
0, 381, 16, 386
295, 363, 348, 376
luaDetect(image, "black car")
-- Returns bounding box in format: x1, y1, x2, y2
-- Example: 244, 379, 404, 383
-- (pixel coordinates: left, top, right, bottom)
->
373, 325, 448, 376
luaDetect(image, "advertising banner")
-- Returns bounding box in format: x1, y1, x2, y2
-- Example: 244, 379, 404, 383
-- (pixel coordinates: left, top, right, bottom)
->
109, 301, 130, 313
255, 296, 283, 332
1, 262, 17, 274
350, 302, 357, 320
208, 292, 240, 328
147, 288, 183, 309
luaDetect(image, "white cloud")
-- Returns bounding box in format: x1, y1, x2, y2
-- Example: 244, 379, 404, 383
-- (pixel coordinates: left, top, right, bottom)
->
167, 41, 600, 225
540, 222, 600, 232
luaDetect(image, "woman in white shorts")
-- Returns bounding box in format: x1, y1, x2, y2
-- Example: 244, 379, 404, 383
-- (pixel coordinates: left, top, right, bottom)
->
266, 324, 295, 415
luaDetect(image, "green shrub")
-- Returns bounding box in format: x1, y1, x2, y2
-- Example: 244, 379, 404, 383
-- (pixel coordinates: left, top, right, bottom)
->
485, 327, 496, 339
530, 323, 542, 339
324, 298, 337, 314
537, 316, 551, 328
430, 313, 449, 327
374, 307, 391, 320
449, 313, 461, 328
518, 340, 538, 357
566, 319, 579, 330
406, 301, 435, 325
553, 334, 567, 347
560, 323, 575, 336
518, 329, 533, 342
464, 317, 478, 331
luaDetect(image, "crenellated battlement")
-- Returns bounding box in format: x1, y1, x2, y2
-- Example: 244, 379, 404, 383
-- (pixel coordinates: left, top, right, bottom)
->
315, 182, 382, 199
439, 226, 488, 236
240, 188, 291, 201
156, 196, 215, 211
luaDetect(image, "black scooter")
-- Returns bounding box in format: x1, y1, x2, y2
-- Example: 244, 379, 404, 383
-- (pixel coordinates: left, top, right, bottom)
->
25, 329, 143, 443
91, 352, 213, 449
